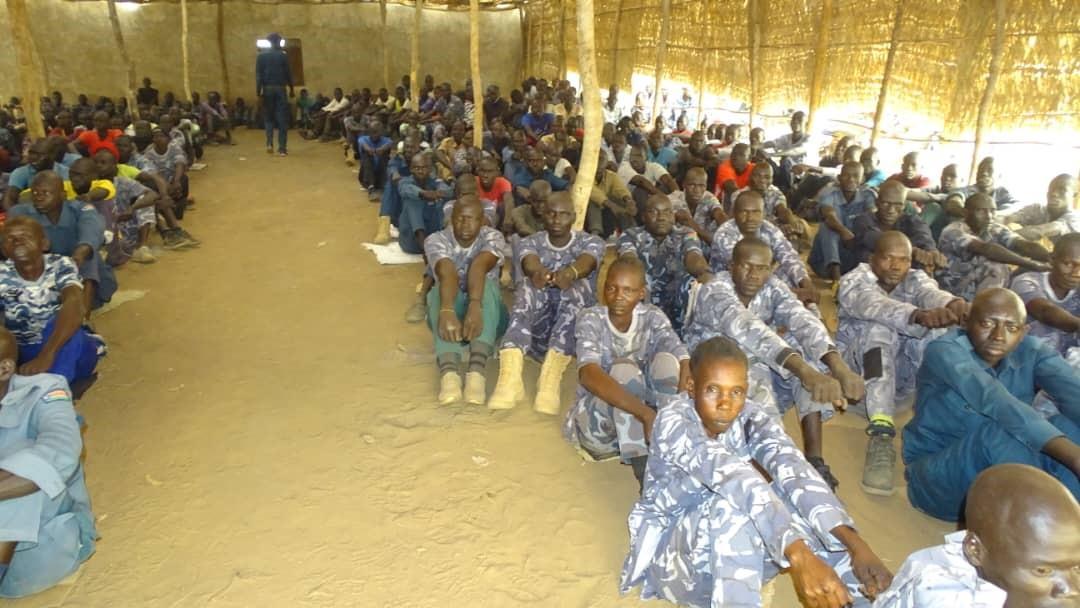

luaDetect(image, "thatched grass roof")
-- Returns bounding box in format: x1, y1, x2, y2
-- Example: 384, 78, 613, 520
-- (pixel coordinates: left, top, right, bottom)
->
525, 0, 1080, 135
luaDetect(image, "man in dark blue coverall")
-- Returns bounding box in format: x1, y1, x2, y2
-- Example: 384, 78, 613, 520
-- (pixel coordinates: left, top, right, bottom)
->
255, 32, 294, 156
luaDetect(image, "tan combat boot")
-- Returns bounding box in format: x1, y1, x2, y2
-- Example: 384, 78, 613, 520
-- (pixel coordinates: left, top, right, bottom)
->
487, 348, 526, 410
463, 371, 487, 405
533, 349, 573, 415
373, 216, 392, 245
437, 372, 462, 406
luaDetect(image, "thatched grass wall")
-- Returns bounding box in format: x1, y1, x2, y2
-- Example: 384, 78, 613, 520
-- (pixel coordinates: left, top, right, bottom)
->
524, 0, 1080, 136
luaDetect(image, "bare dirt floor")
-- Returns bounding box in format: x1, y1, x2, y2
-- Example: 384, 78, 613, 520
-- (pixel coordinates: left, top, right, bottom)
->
15, 131, 952, 608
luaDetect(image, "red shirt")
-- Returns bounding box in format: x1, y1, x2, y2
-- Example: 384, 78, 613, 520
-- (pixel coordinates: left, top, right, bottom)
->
715, 159, 755, 195
477, 176, 512, 207
888, 173, 931, 189
76, 129, 124, 157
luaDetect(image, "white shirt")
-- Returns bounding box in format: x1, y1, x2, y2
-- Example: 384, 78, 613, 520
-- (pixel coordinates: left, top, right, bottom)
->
873, 532, 1007, 608
617, 160, 668, 189
323, 97, 350, 113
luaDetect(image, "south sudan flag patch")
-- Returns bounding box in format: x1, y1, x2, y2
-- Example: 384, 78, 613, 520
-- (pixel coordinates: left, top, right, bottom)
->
43, 389, 71, 402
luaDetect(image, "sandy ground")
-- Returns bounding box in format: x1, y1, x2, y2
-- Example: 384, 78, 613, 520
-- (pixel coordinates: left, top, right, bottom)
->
14, 132, 952, 608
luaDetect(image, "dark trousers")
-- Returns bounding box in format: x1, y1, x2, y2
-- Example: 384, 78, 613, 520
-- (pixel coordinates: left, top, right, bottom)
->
262, 86, 289, 152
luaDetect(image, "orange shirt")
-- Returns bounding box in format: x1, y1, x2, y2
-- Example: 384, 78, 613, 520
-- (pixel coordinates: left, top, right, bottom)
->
76, 129, 124, 157
714, 159, 755, 195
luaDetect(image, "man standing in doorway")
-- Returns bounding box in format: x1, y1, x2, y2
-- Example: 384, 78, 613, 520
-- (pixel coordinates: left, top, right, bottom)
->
255, 32, 294, 156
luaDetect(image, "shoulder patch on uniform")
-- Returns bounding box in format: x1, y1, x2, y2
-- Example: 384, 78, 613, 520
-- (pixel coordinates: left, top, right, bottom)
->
43, 389, 72, 402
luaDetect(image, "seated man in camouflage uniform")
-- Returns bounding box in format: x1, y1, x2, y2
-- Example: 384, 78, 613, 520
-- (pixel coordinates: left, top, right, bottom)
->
562, 257, 689, 488
616, 194, 713, 333
710, 190, 819, 305
620, 337, 892, 608
424, 196, 508, 406
836, 232, 968, 496
488, 192, 605, 415
683, 238, 865, 489
1011, 232, 1080, 358
669, 167, 725, 254
938, 192, 1050, 300
732, 162, 810, 251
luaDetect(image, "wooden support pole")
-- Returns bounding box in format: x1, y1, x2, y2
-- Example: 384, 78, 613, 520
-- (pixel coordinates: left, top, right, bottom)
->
969, 0, 1006, 183
557, 0, 567, 81
807, 0, 833, 133
696, 53, 708, 128
411, 0, 422, 110
520, 6, 529, 82
5, 0, 47, 138
217, 0, 231, 103
107, 0, 138, 117
610, 0, 625, 87
537, 7, 545, 78
870, 0, 904, 147
380, 0, 390, 91
651, 0, 671, 123
181, 0, 191, 101
747, 0, 762, 129
469, 0, 484, 148
571, 0, 601, 230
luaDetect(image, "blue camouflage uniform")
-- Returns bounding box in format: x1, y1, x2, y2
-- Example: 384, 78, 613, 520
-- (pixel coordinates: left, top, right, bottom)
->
423, 226, 508, 356
8, 201, 116, 308
501, 230, 605, 358
108, 176, 157, 266
669, 190, 722, 255
396, 175, 452, 254
617, 226, 703, 332
683, 273, 836, 421
0, 255, 99, 384
1010, 271, 1079, 356
0, 374, 96, 598
808, 186, 877, 277
563, 304, 687, 462
903, 330, 1080, 520
620, 397, 869, 608
936, 220, 1017, 300
709, 219, 810, 289
837, 264, 958, 424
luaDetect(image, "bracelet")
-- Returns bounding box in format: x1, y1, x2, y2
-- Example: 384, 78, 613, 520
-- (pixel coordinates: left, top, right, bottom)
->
569, 266, 579, 280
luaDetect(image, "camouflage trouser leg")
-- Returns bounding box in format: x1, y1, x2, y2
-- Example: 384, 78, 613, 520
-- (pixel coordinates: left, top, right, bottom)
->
547, 281, 595, 356
569, 353, 681, 462
760, 333, 835, 422
707, 492, 870, 608
840, 321, 944, 422
501, 284, 560, 357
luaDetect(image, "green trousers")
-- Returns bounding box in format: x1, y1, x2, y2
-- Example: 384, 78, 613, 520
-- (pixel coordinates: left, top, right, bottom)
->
426, 277, 508, 356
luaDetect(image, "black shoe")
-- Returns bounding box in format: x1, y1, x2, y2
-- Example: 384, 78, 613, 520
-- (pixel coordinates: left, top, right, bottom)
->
630, 455, 649, 494
807, 456, 840, 492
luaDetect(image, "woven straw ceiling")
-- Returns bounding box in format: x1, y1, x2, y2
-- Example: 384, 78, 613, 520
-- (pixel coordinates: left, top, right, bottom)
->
525, 0, 1080, 134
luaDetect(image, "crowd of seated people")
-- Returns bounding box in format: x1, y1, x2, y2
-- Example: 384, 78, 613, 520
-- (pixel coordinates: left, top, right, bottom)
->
344, 72, 1080, 607
0, 79, 218, 597
2, 69, 1078, 604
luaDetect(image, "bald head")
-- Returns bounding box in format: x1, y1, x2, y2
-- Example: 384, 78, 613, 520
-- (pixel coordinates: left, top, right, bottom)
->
874, 230, 912, 257
879, 179, 907, 203
970, 287, 1025, 322
964, 464, 1080, 607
